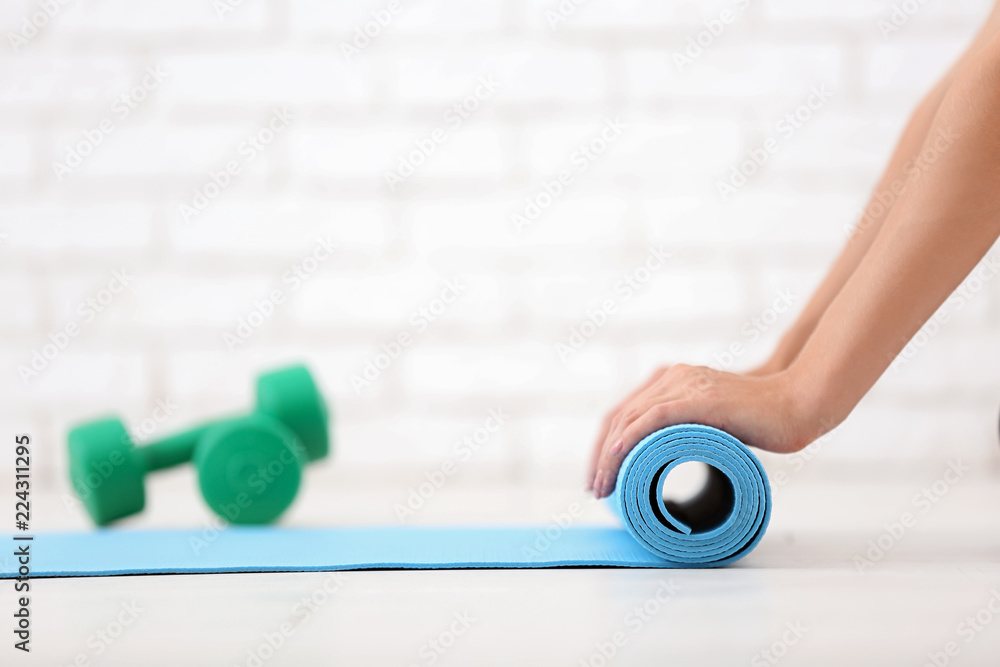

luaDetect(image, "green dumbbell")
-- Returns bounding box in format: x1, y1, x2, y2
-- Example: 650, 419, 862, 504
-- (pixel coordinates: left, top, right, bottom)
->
67, 365, 330, 526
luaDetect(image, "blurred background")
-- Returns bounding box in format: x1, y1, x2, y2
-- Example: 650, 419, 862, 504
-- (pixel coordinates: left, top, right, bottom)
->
2, 0, 999, 531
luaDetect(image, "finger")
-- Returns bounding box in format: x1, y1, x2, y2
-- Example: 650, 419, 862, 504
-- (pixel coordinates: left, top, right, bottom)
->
587, 366, 670, 489
586, 414, 615, 489
591, 388, 678, 497
586, 366, 671, 488
591, 404, 646, 498
594, 400, 697, 499
596, 375, 692, 468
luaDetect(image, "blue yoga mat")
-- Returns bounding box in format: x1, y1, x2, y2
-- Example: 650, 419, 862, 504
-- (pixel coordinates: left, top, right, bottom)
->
1, 424, 771, 577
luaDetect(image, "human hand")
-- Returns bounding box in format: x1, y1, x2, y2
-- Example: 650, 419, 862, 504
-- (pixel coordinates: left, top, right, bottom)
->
586, 364, 821, 499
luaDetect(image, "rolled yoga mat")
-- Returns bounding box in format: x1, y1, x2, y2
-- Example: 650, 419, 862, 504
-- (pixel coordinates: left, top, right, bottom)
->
1, 424, 771, 577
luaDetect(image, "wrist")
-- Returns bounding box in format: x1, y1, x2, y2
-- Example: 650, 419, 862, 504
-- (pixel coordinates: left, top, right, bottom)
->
777, 361, 838, 449
746, 358, 784, 377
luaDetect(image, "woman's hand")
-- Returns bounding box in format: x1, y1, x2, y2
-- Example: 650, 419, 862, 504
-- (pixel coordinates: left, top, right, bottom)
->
587, 364, 825, 499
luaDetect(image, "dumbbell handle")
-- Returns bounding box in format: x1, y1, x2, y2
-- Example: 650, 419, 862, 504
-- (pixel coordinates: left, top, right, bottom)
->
138, 422, 216, 472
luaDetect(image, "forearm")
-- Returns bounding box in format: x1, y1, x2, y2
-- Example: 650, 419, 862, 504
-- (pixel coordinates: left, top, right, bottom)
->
588, 3, 1000, 482
787, 35, 1000, 426
757, 4, 1000, 375
763, 86, 950, 368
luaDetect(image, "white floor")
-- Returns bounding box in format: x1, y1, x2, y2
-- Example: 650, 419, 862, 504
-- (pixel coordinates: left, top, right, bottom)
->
12, 463, 1000, 666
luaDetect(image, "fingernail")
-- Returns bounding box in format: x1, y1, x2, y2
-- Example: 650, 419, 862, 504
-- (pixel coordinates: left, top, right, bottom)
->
592, 470, 604, 497
609, 439, 623, 454
600, 475, 614, 497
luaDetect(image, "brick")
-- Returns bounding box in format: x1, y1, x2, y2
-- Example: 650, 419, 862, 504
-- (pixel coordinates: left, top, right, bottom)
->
643, 193, 860, 246
863, 0, 994, 26
167, 348, 360, 404
626, 46, 842, 98
452, 194, 628, 248
768, 114, 902, 175
435, 274, 511, 326
524, 0, 728, 30
699, 335, 781, 373
640, 336, 766, 370
755, 269, 824, 311
402, 344, 596, 395
0, 56, 134, 105
523, 416, 597, 465
878, 333, 1000, 394
133, 274, 273, 327
618, 270, 746, 321
0, 2, 34, 26
292, 267, 443, 326
525, 245, 684, 325
308, 346, 408, 400
4, 203, 153, 252
48, 0, 268, 31
554, 345, 621, 390
918, 0, 995, 20
2, 351, 146, 403
407, 124, 505, 177
867, 41, 967, 94
633, 341, 722, 375
497, 48, 607, 103
159, 53, 370, 106
523, 117, 649, 179
409, 199, 519, 251
523, 119, 615, 174
337, 414, 509, 463
392, 0, 505, 33
598, 116, 743, 185
0, 133, 32, 175
522, 272, 614, 318
392, 57, 505, 105
292, 0, 503, 36
47, 269, 141, 328
289, 0, 398, 32
763, 0, 882, 20
165, 352, 261, 403
0, 274, 39, 330
398, 49, 606, 104
292, 125, 415, 177
169, 199, 389, 253
52, 123, 265, 177
819, 404, 993, 461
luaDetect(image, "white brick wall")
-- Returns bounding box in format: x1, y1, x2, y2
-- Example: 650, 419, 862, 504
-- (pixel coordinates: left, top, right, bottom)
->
2, 0, 999, 506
